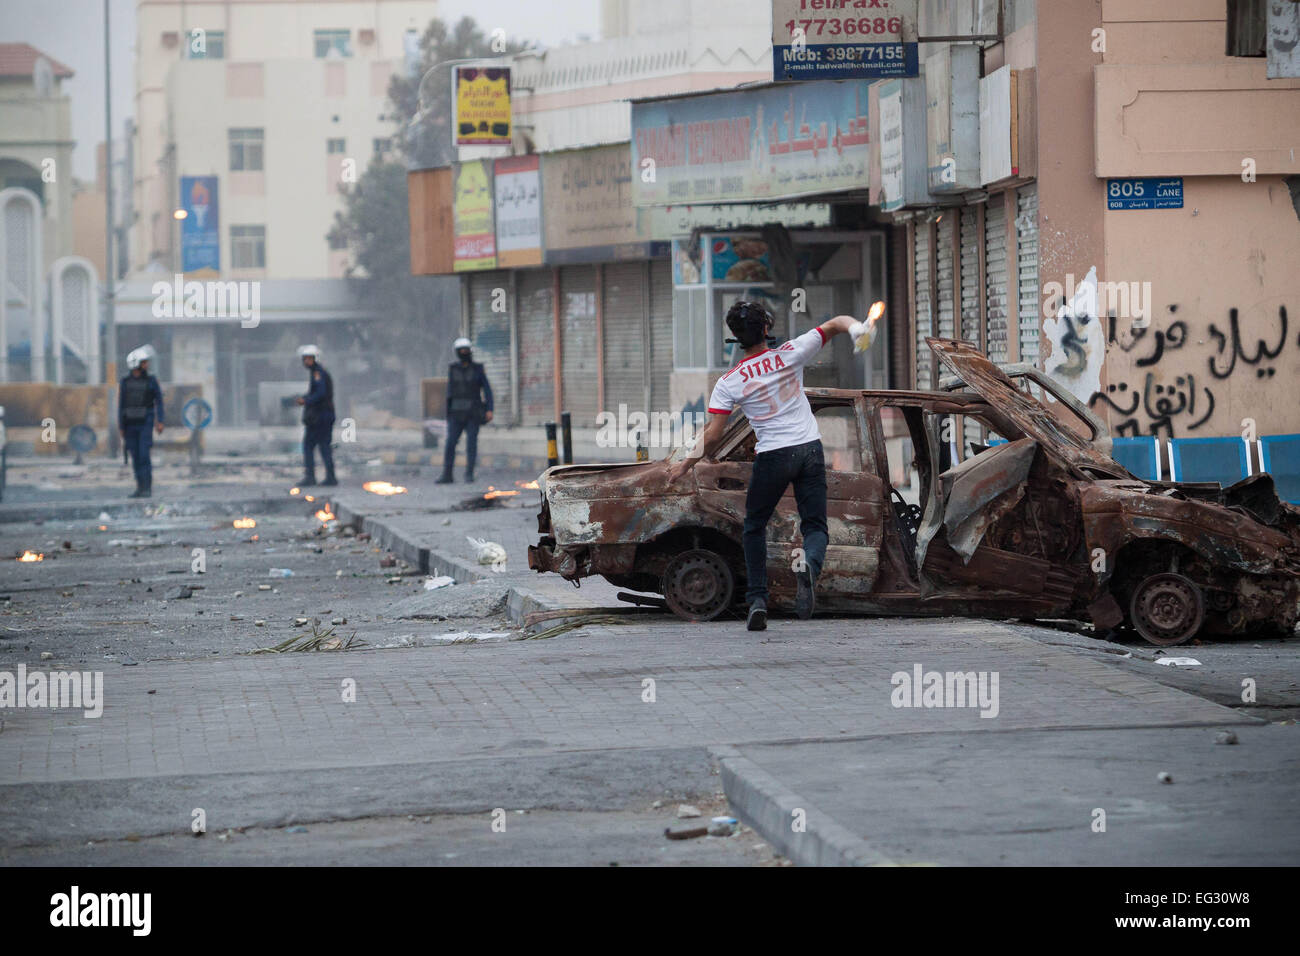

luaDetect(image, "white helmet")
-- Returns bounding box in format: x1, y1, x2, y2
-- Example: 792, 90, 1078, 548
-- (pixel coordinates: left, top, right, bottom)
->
453, 337, 472, 351
297, 344, 321, 360
126, 345, 157, 370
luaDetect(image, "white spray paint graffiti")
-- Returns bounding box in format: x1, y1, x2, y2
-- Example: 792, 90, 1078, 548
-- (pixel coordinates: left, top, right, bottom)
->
1043, 265, 1104, 405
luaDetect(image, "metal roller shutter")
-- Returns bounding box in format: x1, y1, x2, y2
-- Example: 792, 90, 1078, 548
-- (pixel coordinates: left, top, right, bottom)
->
559, 264, 600, 427
467, 271, 512, 417
649, 259, 673, 415
959, 207, 981, 344
1016, 184, 1041, 367
601, 262, 647, 420
913, 223, 932, 389
984, 197, 1009, 365
936, 214, 956, 342
959, 206, 984, 454
517, 269, 554, 425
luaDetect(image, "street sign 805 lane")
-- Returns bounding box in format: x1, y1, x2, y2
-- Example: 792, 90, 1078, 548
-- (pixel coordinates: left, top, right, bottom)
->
1107, 177, 1184, 210
772, 0, 920, 80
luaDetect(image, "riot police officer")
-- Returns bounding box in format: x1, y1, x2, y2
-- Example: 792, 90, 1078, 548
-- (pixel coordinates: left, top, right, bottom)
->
119, 345, 165, 498
437, 337, 493, 484
294, 344, 337, 487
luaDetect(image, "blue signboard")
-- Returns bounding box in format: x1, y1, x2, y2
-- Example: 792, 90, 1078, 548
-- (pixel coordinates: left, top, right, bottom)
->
181, 397, 213, 430
1107, 177, 1183, 210
774, 42, 918, 81
180, 175, 220, 272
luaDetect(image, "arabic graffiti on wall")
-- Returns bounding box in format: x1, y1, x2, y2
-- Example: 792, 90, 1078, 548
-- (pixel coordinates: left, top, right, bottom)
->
1085, 304, 1296, 439
630, 80, 872, 206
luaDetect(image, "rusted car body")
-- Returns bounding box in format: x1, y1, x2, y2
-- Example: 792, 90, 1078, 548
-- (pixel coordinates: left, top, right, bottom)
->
528, 339, 1300, 646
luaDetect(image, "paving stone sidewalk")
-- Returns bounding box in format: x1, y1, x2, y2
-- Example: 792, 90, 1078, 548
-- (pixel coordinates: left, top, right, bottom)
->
0, 618, 1252, 787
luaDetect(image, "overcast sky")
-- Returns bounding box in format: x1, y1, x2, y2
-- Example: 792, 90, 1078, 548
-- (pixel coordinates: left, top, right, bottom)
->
0, 0, 599, 181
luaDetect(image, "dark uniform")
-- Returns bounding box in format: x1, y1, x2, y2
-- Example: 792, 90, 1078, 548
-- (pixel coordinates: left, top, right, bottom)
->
440, 360, 493, 482
119, 370, 164, 497
301, 362, 336, 485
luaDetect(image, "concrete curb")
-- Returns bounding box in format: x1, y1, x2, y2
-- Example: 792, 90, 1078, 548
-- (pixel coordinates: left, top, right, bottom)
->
330, 495, 573, 627
711, 744, 896, 867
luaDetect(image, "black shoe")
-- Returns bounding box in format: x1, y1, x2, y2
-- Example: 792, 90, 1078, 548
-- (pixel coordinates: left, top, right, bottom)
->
128, 487, 145, 499
464, 473, 475, 483
747, 602, 768, 631
795, 567, 816, 620
434, 474, 454, 485
300, 477, 317, 487
320, 477, 338, 487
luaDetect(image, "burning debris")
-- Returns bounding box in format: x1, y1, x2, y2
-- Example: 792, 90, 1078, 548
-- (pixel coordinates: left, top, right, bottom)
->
483, 485, 519, 499
289, 487, 301, 496
515, 479, 540, 490
16, 551, 44, 562
314, 506, 336, 526
233, 518, 257, 529
362, 481, 408, 496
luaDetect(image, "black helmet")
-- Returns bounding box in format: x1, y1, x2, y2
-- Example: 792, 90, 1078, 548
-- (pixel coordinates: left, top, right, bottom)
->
725, 300, 775, 349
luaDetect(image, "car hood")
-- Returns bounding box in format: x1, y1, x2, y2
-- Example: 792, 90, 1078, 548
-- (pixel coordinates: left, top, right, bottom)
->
540, 460, 676, 500
927, 337, 1123, 475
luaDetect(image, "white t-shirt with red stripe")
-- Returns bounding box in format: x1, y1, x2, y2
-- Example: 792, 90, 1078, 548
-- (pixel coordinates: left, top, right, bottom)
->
707, 327, 827, 454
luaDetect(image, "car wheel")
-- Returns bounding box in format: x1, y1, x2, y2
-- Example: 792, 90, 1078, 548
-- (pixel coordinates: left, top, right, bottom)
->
662, 549, 734, 623
1128, 572, 1204, 647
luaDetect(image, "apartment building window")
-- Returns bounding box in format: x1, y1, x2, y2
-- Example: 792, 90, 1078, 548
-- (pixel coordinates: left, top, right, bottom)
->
1226, 0, 1267, 56
372, 137, 392, 156
229, 128, 264, 171
231, 225, 266, 268
314, 29, 352, 58
185, 30, 226, 59
327, 138, 346, 154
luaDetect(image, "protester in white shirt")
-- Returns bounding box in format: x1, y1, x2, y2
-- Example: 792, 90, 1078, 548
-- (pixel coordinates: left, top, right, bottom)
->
669, 300, 872, 630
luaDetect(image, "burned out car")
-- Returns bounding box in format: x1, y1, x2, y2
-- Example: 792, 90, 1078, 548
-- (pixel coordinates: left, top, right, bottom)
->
528, 339, 1300, 646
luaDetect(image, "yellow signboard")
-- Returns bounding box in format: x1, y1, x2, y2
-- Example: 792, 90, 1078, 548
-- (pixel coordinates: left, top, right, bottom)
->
455, 66, 511, 146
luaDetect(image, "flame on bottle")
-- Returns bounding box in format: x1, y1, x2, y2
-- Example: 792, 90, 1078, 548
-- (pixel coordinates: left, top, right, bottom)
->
866, 300, 885, 327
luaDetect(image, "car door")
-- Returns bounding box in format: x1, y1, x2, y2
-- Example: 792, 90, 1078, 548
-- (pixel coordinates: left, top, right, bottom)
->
762, 399, 886, 600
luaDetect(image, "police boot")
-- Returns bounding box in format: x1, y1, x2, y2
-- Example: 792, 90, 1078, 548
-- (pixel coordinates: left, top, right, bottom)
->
128, 484, 146, 499
434, 472, 454, 484
321, 473, 338, 487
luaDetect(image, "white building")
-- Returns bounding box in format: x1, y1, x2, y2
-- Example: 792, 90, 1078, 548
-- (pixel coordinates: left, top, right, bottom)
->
121, 0, 435, 424
510, 0, 770, 153
0, 43, 80, 382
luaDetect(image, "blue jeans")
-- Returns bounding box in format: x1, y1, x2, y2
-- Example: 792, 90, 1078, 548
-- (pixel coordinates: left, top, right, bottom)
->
123, 422, 154, 489
742, 438, 829, 606
443, 415, 480, 476
303, 418, 335, 480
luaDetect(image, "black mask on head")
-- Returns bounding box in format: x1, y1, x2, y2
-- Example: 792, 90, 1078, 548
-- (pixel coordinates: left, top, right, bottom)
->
724, 300, 776, 349
456, 348, 472, 362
